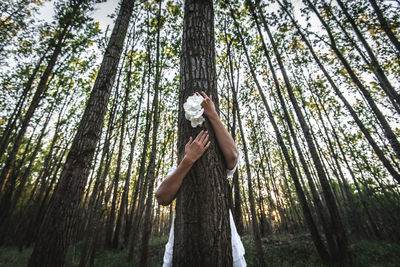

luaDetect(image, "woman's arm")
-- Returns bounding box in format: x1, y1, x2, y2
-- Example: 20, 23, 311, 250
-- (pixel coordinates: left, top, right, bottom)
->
155, 130, 210, 206
200, 91, 238, 170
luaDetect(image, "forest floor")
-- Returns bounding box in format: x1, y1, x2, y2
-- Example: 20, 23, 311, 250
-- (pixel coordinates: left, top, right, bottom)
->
1, 234, 400, 266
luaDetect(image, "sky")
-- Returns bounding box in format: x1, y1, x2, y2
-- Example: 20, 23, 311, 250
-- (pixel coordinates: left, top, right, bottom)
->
37, 0, 120, 33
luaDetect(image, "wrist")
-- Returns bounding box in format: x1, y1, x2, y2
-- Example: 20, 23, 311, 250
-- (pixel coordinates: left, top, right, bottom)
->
206, 111, 219, 121
182, 155, 195, 167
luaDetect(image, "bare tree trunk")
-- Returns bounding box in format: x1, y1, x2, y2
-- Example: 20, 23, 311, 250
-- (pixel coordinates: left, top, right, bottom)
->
173, 0, 232, 265
127, 62, 153, 261
123, 71, 146, 247
105, 45, 129, 249
231, 80, 265, 265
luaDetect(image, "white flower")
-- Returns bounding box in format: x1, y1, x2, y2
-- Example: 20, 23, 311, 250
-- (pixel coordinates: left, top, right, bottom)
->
183, 94, 205, 128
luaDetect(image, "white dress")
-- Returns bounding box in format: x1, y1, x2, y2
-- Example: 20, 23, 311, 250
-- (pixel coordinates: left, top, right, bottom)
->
160, 164, 247, 267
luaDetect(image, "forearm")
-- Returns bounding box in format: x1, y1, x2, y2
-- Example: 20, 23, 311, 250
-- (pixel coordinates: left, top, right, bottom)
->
155, 156, 194, 206
208, 112, 238, 170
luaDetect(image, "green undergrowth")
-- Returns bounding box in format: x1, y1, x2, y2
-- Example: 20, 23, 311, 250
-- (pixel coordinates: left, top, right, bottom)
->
244, 234, 400, 267
0, 235, 399, 266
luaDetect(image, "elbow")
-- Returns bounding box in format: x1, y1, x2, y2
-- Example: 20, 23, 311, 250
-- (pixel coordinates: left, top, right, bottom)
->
155, 191, 171, 206
227, 149, 238, 170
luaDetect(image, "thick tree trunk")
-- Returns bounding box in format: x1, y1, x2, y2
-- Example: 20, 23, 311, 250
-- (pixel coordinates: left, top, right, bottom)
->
173, 0, 232, 265
27, 0, 135, 265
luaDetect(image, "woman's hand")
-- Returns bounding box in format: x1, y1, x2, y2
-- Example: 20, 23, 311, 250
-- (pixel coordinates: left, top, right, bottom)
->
184, 130, 211, 164
198, 91, 218, 119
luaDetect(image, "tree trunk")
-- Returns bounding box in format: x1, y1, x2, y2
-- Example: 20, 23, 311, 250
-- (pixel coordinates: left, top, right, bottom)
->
230, 71, 265, 265
173, 0, 232, 265
123, 71, 146, 247
127, 59, 153, 261
105, 44, 129, 249
114, 33, 143, 250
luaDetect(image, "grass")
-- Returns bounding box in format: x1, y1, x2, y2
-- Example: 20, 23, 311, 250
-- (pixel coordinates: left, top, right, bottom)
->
1, 235, 399, 266
0, 246, 31, 267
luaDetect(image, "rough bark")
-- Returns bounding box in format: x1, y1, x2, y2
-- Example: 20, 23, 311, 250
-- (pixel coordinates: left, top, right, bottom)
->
173, 0, 232, 265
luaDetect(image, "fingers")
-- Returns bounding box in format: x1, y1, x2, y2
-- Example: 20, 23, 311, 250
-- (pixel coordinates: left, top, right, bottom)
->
201, 131, 209, 145
186, 136, 193, 147
185, 137, 193, 150
204, 141, 211, 150
200, 91, 209, 100
195, 91, 212, 101
195, 130, 205, 142
193, 130, 210, 148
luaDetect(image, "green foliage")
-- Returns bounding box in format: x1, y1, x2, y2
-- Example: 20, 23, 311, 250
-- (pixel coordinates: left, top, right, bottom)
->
0, 247, 32, 267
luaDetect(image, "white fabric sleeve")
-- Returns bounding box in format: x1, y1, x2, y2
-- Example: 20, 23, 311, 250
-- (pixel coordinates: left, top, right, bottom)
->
227, 158, 239, 176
